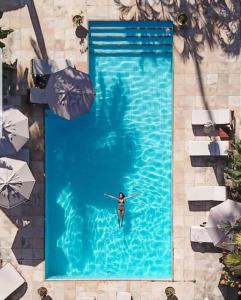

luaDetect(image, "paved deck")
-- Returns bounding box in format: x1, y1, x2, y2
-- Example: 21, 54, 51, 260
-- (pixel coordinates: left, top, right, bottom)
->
1, 0, 241, 299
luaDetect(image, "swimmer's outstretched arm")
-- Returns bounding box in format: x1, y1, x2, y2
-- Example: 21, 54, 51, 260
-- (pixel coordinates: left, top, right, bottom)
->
125, 193, 139, 200
104, 193, 119, 200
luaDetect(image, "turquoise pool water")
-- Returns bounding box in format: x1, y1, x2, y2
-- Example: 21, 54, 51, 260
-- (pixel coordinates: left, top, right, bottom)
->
45, 21, 173, 279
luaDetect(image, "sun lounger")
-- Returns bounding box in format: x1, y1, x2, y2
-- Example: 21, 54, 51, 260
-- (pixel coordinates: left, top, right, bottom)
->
190, 226, 212, 243
117, 292, 132, 300
189, 141, 229, 156
0, 263, 25, 299
32, 58, 74, 75
30, 87, 47, 104
79, 297, 96, 300
187, 186, 227, 202
30, 59, 74, 103
192, 109, 232, 126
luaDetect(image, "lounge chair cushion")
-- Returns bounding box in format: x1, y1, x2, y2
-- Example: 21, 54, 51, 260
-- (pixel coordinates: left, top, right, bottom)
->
192, 109, 231, 125
30, 87, 47, 104
0, 263, 25, 299
190, 226, 212, 243
187, 186, 227, 201
117, 292, 132, 300
189, 141, 229, 156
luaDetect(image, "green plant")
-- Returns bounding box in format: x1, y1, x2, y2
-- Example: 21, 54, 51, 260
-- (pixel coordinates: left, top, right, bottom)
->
0, 28, 13, 48
177, 13, 188, 26
234, 233, 241, 249
220, 269, 241, 290
165, 286, 176, 297
219, 219, 241, 235
224, 139, 241, 202
0, 10, 13, 48
223, 252, 241, 277
0, 11, 13, 48
37, 287, 48, 298
72, 11, 84, 27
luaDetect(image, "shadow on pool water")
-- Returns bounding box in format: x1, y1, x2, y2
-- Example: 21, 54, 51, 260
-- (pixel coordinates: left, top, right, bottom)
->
45, 79, 137, 277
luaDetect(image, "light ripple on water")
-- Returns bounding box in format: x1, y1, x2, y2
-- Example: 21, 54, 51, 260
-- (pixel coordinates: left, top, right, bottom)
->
46, 52, 172, 279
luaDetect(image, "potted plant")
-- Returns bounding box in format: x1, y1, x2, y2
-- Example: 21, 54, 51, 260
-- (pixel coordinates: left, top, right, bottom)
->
219, 217, 241, 296
37, 287, 48, 299
165, 286, 176, 297
72, 11, 84, 27
177, 13, 188, 26
72, 10, 88, 53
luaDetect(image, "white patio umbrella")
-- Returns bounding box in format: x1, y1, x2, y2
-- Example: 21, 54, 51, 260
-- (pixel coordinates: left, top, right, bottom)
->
0, 157, 35, 209
206, 199, 241, 251
0, 107, 29, 156
44, 66, 95, 120
0, 0, 29, 11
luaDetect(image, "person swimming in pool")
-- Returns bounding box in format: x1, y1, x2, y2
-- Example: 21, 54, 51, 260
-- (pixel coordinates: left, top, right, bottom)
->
104, 192, 138, 228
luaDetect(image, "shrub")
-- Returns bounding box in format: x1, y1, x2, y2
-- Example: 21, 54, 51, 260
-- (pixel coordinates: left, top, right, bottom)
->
224, 139, 241, 202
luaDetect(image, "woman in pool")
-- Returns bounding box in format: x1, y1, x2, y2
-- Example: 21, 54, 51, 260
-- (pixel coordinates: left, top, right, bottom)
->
104, 192, 138, 228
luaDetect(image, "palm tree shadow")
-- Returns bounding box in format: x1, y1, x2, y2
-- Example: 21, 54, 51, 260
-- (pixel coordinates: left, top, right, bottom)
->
114, 0, 241, 59
45, 74, 137, 276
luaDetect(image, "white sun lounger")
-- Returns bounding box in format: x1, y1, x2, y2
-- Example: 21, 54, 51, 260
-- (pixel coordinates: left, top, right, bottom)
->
0, 263, 25, 299
117, 292, 132, 300
190, 226, 212, 243
187, 186, 227, 202
189, 141, 229, 156
192, 109, 232, 126
32, 58, 74, 75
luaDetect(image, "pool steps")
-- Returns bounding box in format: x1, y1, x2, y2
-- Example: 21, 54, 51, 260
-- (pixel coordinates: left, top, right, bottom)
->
89, 21, 173, 55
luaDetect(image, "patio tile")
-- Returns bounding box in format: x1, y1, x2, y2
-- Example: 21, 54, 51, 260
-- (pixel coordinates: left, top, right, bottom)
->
0, 2, 239, 299
228, 95, 241, 107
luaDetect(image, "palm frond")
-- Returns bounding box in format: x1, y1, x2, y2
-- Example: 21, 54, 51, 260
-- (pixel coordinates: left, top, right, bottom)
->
234, 233, 241, 248
224, 251, 241, 276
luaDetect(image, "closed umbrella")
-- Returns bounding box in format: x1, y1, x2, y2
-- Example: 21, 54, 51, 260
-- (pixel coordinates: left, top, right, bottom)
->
0, 107, 29, 156
206, 199, 241, 251
0, 0, 28, 11
44, 66, 95, 120
0, 157, 35, 208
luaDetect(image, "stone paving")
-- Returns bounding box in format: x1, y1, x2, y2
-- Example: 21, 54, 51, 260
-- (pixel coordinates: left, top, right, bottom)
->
1, 0, 241, 299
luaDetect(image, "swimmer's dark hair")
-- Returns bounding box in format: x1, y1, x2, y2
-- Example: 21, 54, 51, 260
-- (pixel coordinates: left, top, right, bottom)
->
119, 192, 125, 198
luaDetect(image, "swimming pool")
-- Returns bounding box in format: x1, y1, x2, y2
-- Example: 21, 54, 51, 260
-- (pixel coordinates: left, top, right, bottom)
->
45, 21, 173, 279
